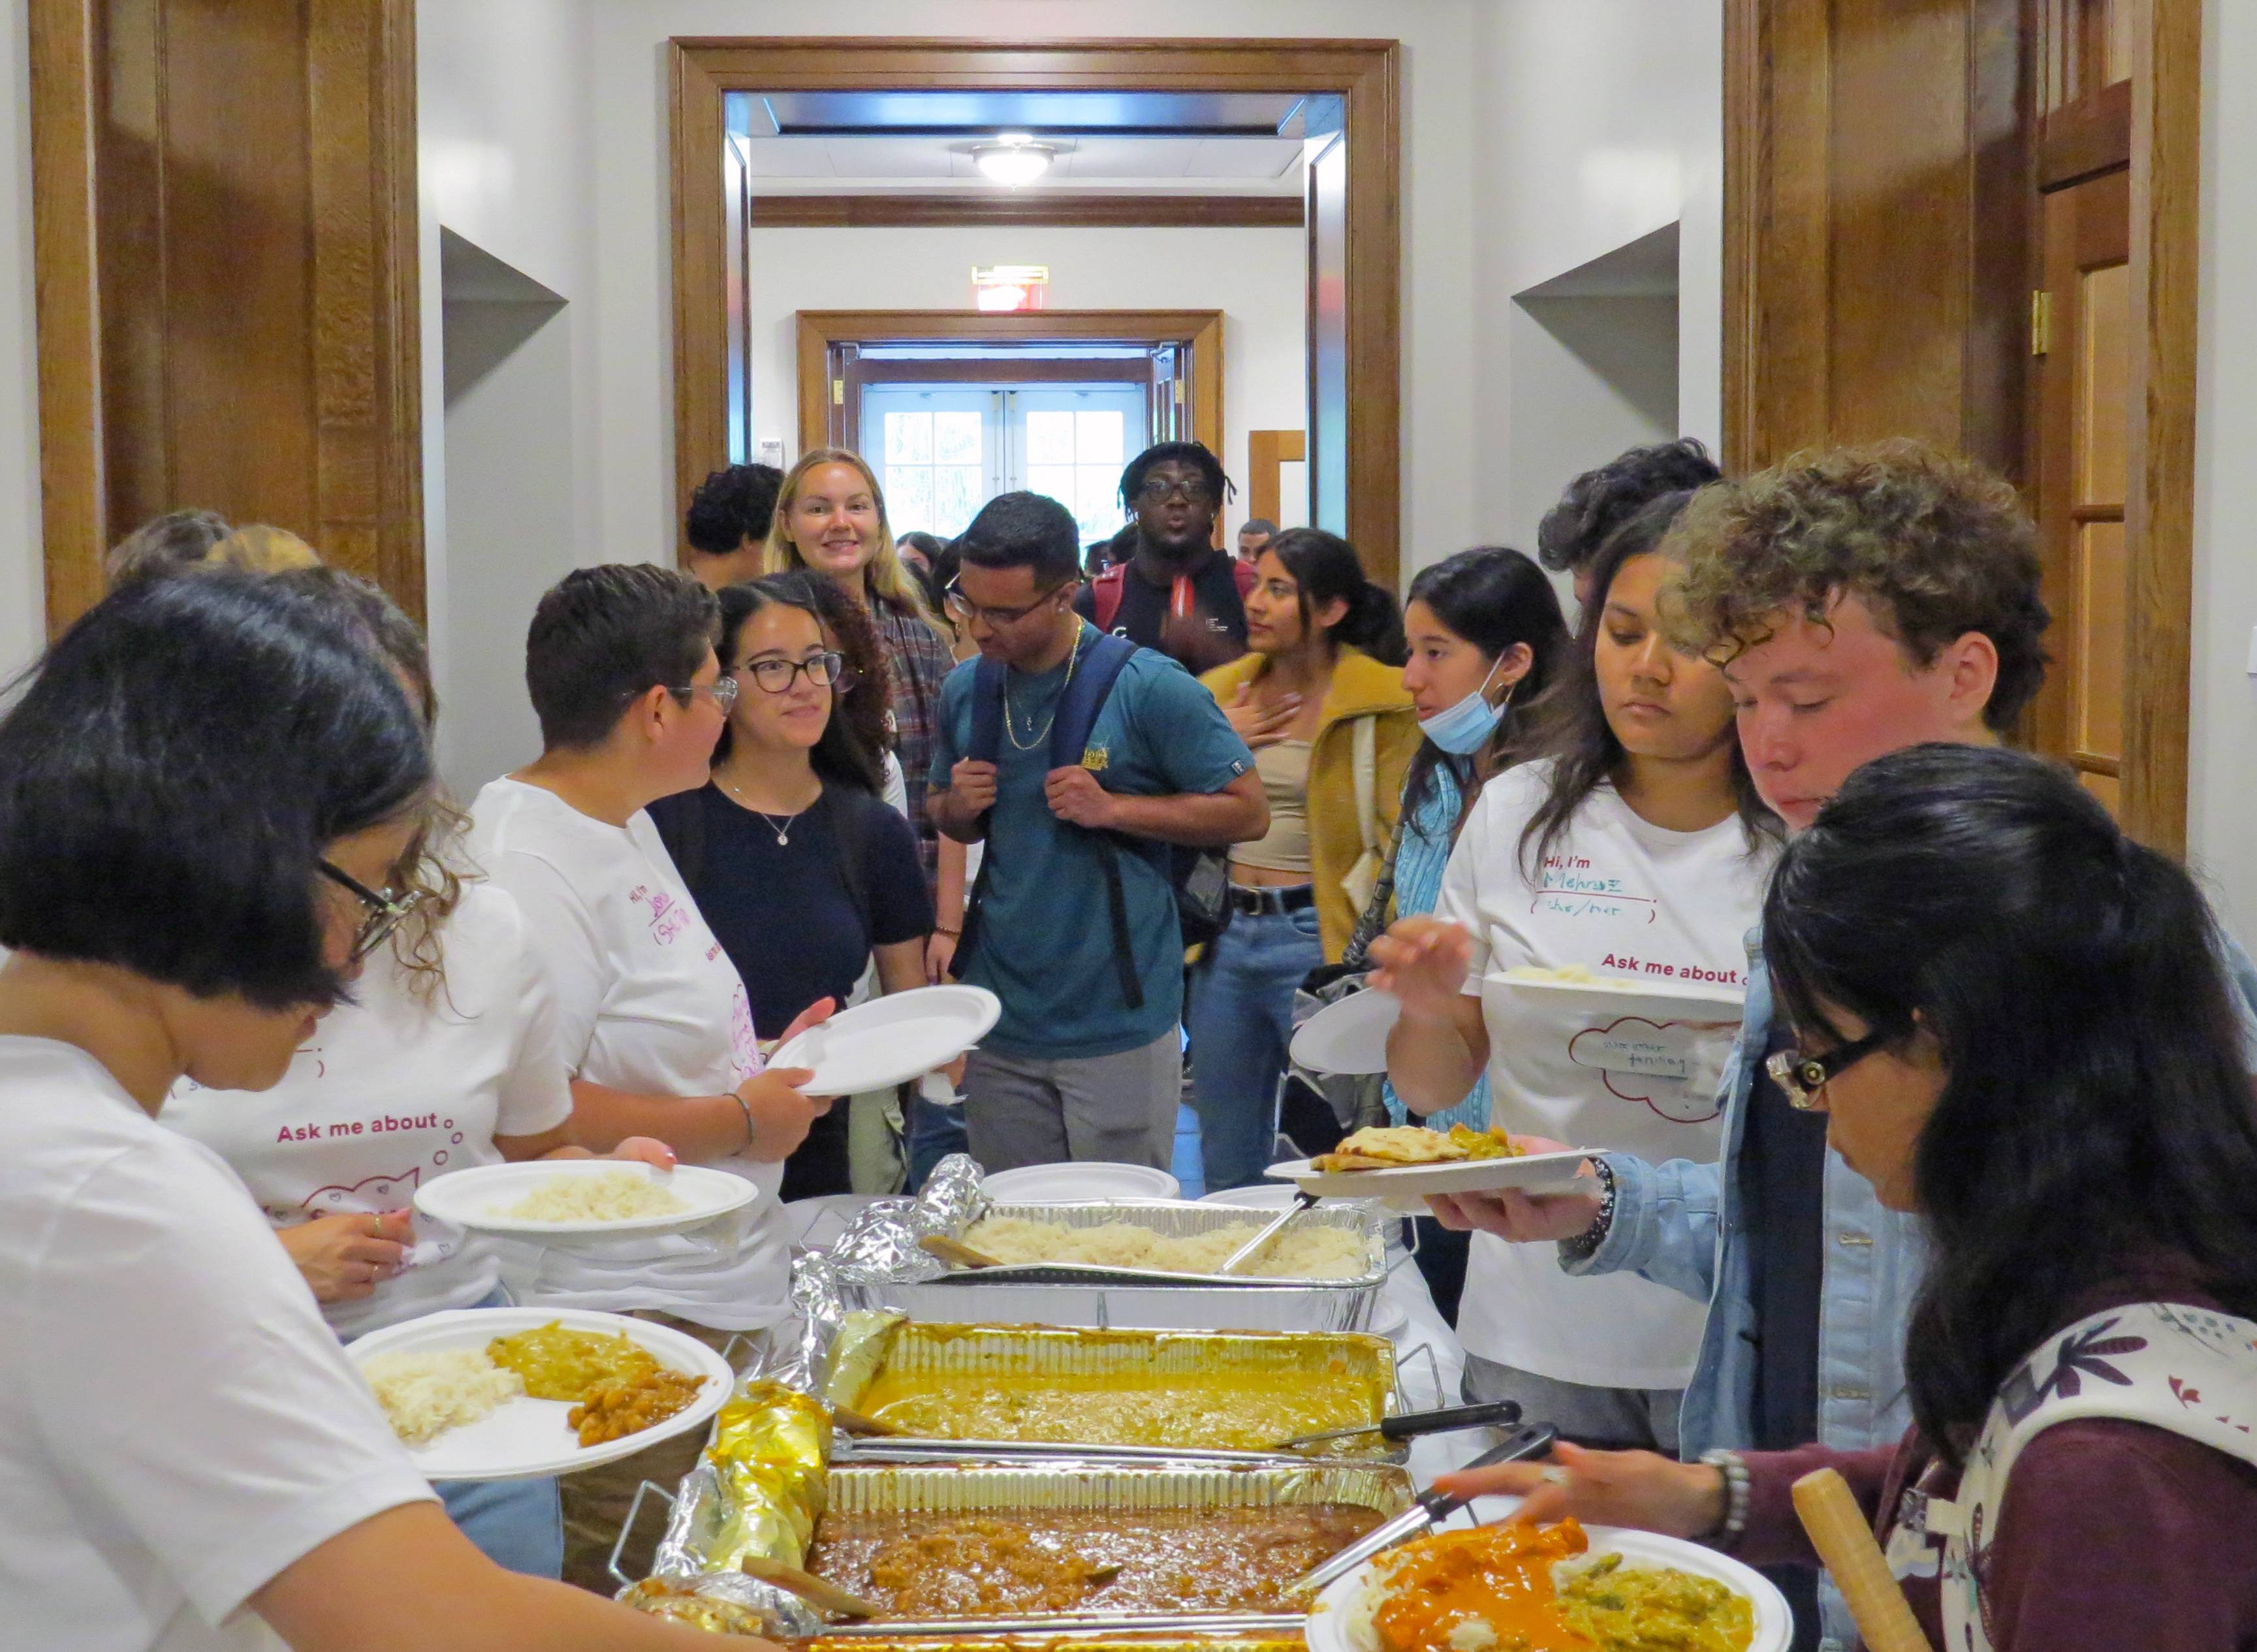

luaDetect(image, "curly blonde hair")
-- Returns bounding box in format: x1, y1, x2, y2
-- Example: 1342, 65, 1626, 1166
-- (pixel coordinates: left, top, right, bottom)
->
764, 448, 947, 638
1661, 439, 2049, 731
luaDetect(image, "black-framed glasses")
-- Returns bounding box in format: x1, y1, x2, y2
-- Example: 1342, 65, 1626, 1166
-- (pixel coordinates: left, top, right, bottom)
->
736, 650, 847, 694
319, 862, 427, 963
668, 676, 740, 714
943, 578, 1071, 629
1767, 1029, 1889, 1111
1134, 475, 1216, 506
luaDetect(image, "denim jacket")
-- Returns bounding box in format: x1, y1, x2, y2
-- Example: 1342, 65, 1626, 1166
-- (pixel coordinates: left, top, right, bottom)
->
1570, 923, 2257, 1650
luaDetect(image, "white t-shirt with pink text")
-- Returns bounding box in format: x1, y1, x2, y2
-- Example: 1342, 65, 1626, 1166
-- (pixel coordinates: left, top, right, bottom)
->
467, 777, 789, 1331
1433, 760, 1776, 1388
163, 881, 572, 1340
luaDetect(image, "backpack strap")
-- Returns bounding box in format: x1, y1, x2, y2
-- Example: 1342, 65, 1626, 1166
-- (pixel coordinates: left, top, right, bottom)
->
967, 654, 1008, 768
650, 787, 708, 892
1092, 565, 1128, 632
1052, 633, 1143, 1011
825, 785, 872, 939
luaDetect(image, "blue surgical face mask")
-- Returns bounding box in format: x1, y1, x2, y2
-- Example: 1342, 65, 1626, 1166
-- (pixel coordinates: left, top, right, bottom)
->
1416, 655, 1513, 755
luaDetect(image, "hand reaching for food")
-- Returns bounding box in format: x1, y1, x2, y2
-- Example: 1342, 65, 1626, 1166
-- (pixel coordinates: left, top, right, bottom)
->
1432, 1439, 1726, 1542
1423, 1136, 1605, 1241
282, 1208, 413, 1303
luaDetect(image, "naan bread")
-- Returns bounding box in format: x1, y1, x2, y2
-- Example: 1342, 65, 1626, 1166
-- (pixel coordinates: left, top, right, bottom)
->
1309, 1124, 1523, 1173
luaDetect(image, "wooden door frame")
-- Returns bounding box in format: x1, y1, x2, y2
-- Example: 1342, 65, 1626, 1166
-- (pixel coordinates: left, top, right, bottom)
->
669, 37, 1399, 584
795, 309, 1222, 471
1720, 0, 2200, 852
27, 0, 424, 632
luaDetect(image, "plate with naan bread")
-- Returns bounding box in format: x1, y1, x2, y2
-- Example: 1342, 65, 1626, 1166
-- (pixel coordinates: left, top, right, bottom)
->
1267, 1125, 1596, 1211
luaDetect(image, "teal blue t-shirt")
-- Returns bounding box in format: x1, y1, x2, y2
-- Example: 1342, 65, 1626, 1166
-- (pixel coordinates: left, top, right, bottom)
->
929, 623, 1254, 1059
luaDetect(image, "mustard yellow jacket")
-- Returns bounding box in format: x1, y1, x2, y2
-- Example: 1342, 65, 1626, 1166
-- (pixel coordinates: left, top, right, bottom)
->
1199, 647, 1421, 960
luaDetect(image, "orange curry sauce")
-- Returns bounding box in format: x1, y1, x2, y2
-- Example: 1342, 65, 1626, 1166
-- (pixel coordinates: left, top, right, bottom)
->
1369, 1520, 1595, 1652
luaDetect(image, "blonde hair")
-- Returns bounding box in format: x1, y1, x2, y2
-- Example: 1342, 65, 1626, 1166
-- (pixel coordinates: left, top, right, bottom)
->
764, 448, 945, 634
208, 523, 323, 576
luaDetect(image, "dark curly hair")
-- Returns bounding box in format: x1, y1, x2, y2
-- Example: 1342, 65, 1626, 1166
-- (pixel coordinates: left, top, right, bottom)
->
1537, 439, 1722, 578
685, 463, 783, 556
1118, 441, 1233, 511
1662, 439, 2050, 733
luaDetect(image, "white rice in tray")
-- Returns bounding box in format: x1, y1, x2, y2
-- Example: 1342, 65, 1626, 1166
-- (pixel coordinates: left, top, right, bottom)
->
360, 1348, 524, 1446
964, 1214, 1366, 1279
494, 1167, 688, 1222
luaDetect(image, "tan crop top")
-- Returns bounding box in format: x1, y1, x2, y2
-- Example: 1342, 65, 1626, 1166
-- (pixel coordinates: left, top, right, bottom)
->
1234, 738, 1314, 875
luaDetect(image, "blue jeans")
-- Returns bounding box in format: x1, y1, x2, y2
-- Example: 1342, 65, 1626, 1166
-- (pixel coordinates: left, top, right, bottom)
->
906, 1091, 970, 1191
1186, 902, 1324, 1191
342, 1289, 563, 1578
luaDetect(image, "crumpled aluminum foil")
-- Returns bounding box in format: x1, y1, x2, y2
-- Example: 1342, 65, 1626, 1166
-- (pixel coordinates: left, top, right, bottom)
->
787, 1153, 986, 1382
617, 1565, 823, 1638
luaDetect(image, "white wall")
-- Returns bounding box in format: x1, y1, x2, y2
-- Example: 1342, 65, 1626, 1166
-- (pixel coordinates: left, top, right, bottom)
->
576, 0, 1478, 576
744, 222, 1306, 541
2189, 0, 2257, 935
1470, 0, 1724, 560
0, 0, 43, 679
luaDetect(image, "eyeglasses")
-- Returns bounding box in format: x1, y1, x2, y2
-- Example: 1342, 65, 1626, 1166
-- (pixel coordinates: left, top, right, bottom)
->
1766, 1029, 1889, 1111
736, 651, 848, 694
943, 578, 1072, 629
671, 676, 740, 714
319, 862, 427, 963
1134, 475, 1216, 506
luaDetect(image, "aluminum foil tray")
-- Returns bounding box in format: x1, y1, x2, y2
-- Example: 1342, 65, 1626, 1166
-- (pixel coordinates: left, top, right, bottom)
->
827, 1321, 1402, 1459
799, 1457, 1410, 1636
844, 1201, 1391, 1335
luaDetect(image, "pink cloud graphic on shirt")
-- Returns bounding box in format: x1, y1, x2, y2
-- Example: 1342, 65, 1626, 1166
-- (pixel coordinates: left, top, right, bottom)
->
1568, 1018, 1723, 1124
300, 1168, 421, 1214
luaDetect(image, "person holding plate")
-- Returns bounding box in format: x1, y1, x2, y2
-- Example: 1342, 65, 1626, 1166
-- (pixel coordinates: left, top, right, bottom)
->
164, 569, 671, 1578
648, 572, 934, 1199
1442, 745, 2257, 1652
0, 573, 762, 1652
1378, 490, 1782, 1453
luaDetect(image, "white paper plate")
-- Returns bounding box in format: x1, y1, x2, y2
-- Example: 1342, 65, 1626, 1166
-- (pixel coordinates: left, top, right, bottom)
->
769, 985, 1002, 1095
413, 1159, 758, 1243
981, 1161, 1182, 1202
1291, 988, 1402, 1075
1306, 1524, 1791, 1652
348, 1307, 733, 1482
1266, 1150, 1594, 1213
1504, 972, 1746, 1025
1196, 1183, 1310, 1210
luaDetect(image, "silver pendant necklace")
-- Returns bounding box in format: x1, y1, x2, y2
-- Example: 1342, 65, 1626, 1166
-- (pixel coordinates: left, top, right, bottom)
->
718, 775, 813, 845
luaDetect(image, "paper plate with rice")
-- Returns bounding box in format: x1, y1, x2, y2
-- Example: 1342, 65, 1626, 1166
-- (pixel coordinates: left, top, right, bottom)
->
413, 1159, 757, 1243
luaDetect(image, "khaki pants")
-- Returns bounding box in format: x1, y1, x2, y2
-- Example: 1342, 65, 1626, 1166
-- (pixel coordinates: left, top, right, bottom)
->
558, 1316, 781, 1593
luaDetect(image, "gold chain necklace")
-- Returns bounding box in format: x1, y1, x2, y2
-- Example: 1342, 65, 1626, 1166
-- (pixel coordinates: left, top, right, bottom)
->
1004, 629, 1083, 752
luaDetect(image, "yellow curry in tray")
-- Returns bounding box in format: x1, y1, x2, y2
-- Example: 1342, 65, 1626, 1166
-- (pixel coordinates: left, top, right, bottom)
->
853, 1369, 1380, 1453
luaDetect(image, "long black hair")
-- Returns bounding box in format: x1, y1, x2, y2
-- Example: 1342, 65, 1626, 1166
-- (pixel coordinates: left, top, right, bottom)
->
0, 573, 432, 1010
712, 576, 884, 795
1763, 743, 2257, 1467
1516, 490, 1778, 879
1261, 527, 1407, 666
1401, 546, 1570, 841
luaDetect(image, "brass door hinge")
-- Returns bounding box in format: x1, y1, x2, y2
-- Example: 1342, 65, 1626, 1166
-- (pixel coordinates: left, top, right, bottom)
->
2030, 290, 2053, 357
1173, 378, 1185, 405
832, 378, 845, 405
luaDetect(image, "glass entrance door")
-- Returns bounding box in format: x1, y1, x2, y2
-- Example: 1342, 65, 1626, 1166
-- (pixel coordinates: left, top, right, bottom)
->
862, 381, 1150, 543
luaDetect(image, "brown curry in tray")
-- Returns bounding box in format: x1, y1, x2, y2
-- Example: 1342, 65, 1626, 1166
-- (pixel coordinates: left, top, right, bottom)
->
805, 1504, 1385, 1617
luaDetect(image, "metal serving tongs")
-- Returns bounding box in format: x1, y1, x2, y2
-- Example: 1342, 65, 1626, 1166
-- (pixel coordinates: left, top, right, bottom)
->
1214, 1190, 1319, 1275
1273, 1397, 1524, 1452
1291, 1420, 1560, 1597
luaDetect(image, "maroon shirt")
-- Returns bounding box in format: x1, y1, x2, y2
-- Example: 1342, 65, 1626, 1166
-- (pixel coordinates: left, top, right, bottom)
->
1736, 1273, 2257, 1651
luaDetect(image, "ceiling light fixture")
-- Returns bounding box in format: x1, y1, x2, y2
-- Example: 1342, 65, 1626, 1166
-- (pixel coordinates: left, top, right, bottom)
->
973, 133, 1054, 187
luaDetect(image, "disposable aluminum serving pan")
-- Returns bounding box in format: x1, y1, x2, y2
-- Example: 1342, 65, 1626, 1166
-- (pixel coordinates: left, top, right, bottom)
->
840, 1199, 1393, 1334
785, 1456, 1416, 1638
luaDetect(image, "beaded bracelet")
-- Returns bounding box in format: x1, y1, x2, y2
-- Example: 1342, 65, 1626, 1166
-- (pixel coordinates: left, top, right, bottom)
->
1697, 1448, 1752, 1550
1555, 1156, 1618, 1263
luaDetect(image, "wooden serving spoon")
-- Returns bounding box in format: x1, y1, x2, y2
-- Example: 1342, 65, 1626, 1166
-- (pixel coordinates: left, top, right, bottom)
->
740, 1555, 884, 1620
830, 1404, 902, 1437
918, 1232, 1003, 1270
1791, 1469, 1934, 1652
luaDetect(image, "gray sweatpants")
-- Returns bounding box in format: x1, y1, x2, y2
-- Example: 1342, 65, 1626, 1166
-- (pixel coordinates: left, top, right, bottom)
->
963, 1027, 1182, 1172
1460, 1350, 1684, 1456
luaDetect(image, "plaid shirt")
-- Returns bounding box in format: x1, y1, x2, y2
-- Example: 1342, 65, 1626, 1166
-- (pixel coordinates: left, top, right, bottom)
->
873, 601, 956, 888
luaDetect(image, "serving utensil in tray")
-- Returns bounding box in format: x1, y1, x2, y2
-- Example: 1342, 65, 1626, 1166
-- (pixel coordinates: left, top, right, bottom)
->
1292, 1422, 1560, 1595
1274, 1399, 1523, 1452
